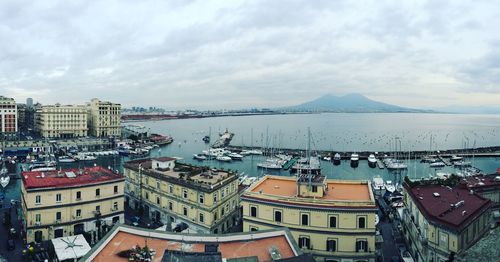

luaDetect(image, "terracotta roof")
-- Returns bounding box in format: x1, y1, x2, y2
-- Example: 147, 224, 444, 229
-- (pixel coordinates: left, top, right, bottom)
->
22, 166, 124, 190
82, 225, 302, 262
250, 176, 372, 201
404, 182, 491, 232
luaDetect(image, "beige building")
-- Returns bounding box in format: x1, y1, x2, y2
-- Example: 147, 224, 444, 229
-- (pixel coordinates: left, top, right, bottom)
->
402, 180, 492, 262
21, 166, 125, 243
124, 157, 240, 234
241, 174, 378, 262
0, 95, 18, 138
35, 104, 88, 138
88, 98, 121, 137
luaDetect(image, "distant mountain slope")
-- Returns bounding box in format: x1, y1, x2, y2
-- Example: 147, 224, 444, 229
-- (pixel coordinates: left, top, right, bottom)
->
284, 94, 426, 113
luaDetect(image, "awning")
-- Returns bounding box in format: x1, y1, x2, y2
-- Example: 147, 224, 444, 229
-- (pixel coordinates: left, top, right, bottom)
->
51, 234, 91, 260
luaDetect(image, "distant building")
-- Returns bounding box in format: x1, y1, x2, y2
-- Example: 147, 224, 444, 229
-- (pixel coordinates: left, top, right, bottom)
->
402, 180, 492, 262
123, 157, 240, 234
88, 98, 121, 137
35, 104, 88, 138
463, 174, 500, 226
26, 97, 33, 109
80, 224, 313, 262
17, 103, 27, 132
241, 174, 378, 261
21, 166, 125, 243
0, 95, 18, 138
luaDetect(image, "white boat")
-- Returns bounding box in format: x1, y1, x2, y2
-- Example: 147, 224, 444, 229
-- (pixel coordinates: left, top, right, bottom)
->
350, 153, 359, 167
453, 160, 471, 167
193, 154, 207, 161
247, 149, 263, 155
368, 154, 377, 168
0, 176, 10, 188
385, 159, 408, 170
257, 158, 283, 170
430, 162, 445, 168
323, 156, 331, 161
228, 153, 244, 160
450, 155, 463, 162
372, 175, 384, 191
216, 155, 232, 162
333, 153, 341, 165
241, 176, 257, 186
58, 156, 75, 163
77, 155, 97, 161
385, 181, 396, 193
31, 167, 57, 172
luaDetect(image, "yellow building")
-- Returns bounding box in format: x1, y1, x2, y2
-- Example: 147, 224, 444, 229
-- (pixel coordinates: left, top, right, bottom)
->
123, 157, 240, 234
21, 166, 125, 243
35, 104, 88, 138
241, 174, 378, 262
88, 98, 121, 137
402, 180, 492, 262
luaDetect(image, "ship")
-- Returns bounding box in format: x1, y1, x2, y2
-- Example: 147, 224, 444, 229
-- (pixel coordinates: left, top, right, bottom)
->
368, 154, 377, 168
350, 153, 359, 168
333, 153, 341, 165
211, 129, 234, 148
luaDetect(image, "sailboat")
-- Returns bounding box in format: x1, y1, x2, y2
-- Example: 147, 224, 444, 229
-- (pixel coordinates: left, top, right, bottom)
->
290, 128, 321, 175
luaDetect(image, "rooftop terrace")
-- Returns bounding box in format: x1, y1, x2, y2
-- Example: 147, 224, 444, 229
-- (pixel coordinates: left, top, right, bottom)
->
22, 166, 124, 190
82, 225, 308, 262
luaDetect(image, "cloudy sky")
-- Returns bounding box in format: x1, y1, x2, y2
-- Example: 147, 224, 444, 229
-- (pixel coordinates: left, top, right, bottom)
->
1, 0, 499, 109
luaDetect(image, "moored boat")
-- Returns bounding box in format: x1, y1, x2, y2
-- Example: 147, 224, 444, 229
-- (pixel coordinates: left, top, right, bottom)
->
333, 153, 341, 165
368, 154, 377, 168
350, 153, 359, 168
193, 154, 207, 161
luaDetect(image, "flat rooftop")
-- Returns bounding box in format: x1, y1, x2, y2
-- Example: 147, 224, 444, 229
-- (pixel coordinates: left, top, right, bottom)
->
82, 225, 303, 262
248, 176, 374, 204
405, 183, 491, 231
22, 166, 123, 190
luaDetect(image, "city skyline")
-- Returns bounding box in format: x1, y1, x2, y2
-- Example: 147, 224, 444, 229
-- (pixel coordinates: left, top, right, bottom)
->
1, 0, 499, 109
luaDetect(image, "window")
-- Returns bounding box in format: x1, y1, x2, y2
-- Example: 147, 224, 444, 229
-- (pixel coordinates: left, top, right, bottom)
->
221, 188, 225, 198
183, 189, 188, 199
76, 209, 81, 218
156, 197, 160, 205
35, 195, 41, 204
213, 193, 218, 203
56, 194, 61, 202
169, 185, 173, 193
76, 191, 81, 200
96, 188, 100, 197
326, 239, 337, 252
199, 213, 204, 223
56, 212, 61, 221
329, 216, 337, 228
214, 211, 218, 221
35, 214, 41, 222
183, 207, 188, 216
301, 214, 309, 226
439, 232, 449, 248
274, 210, 282, 223
250, 227, 258, 231
356, 240, 368, 252
312, 185, 318, 192
199, 194, 204, 204
358, 217, 366, 229
168, 202, 173, 211
114, 185, 118, 194
145, 192, 149, 200
96, 205, 100, 212
156, 181, 160, 189
298, 236, 310, 249
250, 206, 257, 217
113, 202, 118, 211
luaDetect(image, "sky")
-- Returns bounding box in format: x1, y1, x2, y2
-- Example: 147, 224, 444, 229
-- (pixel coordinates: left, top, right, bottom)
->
1, 0, 499, 109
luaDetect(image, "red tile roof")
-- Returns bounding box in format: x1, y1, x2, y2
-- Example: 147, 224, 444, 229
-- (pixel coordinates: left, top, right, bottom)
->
22, 166, 124, 190
404, 183, 491, 232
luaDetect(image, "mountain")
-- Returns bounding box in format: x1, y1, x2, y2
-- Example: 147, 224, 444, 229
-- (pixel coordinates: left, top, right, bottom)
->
284, 94, 427, 113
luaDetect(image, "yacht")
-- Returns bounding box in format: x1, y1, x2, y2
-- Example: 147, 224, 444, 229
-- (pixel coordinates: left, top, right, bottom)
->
247, 149, 263, 155
350, 153, 359, 168
228, 152, 244, 160
216, 155, 232, 162
385, 159, 407, 170
0, 167, 9, 188
257, 158, 284, 170
429, 162, 445, 168
368, 154, 377, 168
193, 154, 207, 161
372, 175, 384, 192
453, 160, 471, 167
290, 156, 321, 175
58, 156, 75, 163
333, 153, 341, 165
450, 155, 463, 162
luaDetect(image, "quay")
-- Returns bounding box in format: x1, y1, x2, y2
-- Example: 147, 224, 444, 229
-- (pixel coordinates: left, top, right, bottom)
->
226, 145, 500, 160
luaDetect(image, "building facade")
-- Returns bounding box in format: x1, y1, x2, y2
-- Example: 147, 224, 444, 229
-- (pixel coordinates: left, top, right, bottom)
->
21, 166, 125, 244
241, 174, 378, 262
35, 104, 88, 138
124, 157, 240, 234
0, 96, 18, 138
88, 98, 121, 137
402, 181, 492, 262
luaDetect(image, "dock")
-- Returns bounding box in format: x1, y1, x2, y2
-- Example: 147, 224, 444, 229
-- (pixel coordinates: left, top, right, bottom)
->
282, 157, 298, 170
376, 159, 385, 169
437, 155, 452, 166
